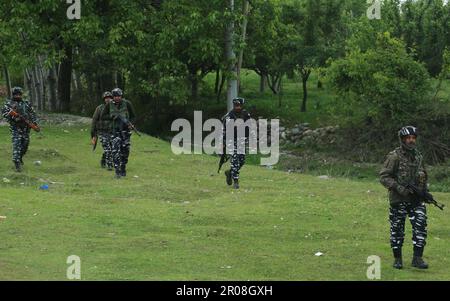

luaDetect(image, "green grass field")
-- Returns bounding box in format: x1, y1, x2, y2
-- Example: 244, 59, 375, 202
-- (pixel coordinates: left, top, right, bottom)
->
0, 121, 448, 281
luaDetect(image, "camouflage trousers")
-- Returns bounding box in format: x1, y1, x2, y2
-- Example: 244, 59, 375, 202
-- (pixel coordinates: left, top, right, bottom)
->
230, 151, 246, 180
111, 130, 131, 172
10, 126, 30, 163
99, 133, 113, 169
389, 202, 428, 250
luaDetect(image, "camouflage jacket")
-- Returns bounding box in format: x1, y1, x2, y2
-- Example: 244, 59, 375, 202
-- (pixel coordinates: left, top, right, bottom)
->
222, 109, 252, 145
91, 103, 112, 137
1, 99, 38, 129
379, 146, 426, 205
100, 99, 136, 132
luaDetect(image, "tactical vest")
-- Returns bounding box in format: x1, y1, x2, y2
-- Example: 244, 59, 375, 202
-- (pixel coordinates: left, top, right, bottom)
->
394, 147, 422, 186
9, 100, 30, 118
223, 109, 251, 147
8, 100, 31, 128
96, 104, 112, 133
109, 100, 129, 130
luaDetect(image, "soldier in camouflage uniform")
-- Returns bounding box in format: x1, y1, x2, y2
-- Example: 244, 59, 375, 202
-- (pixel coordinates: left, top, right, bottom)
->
91, 92, 114, 170
380, 126, 429, 270
101, 88, 136, 178
222, 98, 251, 189
1, 87, 39, 172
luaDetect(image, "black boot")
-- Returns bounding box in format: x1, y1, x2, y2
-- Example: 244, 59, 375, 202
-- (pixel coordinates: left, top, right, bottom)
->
115, 168, 122, 179
225, 170, 232, 186
412, 247, 428, 269
412, 256, 429, 269
233, 179, 240, 189
14, 161, 22, 172
393, 249, 403, 269
121, 165, 127, 177
393, 258, 403, 269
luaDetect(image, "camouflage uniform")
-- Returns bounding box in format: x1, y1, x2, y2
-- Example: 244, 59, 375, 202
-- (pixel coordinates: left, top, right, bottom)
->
222, 109, 251, 182
380, 141, 428, 261
101, 98, 136, 177
1, 98, 38, 168
91, 103, 113, 169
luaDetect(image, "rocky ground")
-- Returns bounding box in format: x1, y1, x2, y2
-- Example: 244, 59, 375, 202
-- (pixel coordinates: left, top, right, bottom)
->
280, 123, 339, 146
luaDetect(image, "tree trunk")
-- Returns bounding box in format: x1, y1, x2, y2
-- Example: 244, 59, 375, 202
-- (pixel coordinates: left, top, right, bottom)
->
99, 72, 114, 93
37, 56, 48, 111
188, 69, 199, 101
259, 74, 266, 93
117, 72, 125, 90
72, 70, 83, 94
237, 0, 250, 92
276, 76, 282, 93
214, 67, 220, 94
225, 0, 238, 112
191, 77, 199, 101
48, 65, 58, 112
300, 68, 311, 112
4, 66, 11, 98
217, 71, 226, 103
278, 77, 283, 108
58, 45, 73, 113
267, 73, 280, 94
24, 68, 36, 106
95, 75, 103, 103
113, 71, 118, 88
34, 66, 42, 110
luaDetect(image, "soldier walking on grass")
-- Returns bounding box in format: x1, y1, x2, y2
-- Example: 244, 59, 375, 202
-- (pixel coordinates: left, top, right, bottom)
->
221, 98, 251, 189
1, 87, 40, 172
91, 91, 114, 170
380, 126, 429, 270
101, 88, 136, 179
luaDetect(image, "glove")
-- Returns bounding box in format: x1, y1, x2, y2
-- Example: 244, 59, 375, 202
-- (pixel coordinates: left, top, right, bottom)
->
396, 184, 413, 197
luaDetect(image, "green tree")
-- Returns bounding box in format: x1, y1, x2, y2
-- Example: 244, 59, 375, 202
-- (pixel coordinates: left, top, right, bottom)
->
328, 32, 431, 126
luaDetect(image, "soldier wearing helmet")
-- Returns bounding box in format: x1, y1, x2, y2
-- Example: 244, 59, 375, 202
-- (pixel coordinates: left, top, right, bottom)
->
101, 88, 136, 178
91, 91, 114, 170
1, 87, 39, 172
221, 97, 251, 189
380, 126, 429, 270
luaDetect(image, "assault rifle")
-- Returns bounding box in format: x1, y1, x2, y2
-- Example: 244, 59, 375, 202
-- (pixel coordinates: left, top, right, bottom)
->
116, 115, 141, 137
406, 183, 445, 211
217, 141, 230, 173
6, 107, 40, 132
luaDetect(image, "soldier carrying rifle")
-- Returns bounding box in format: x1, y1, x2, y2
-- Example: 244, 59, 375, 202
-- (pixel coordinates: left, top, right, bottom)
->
1, 87, 40, 172
100, 88, 136, 179
380, 126, 443, 270
91, 91, 114, 170
220, 98, 251, 189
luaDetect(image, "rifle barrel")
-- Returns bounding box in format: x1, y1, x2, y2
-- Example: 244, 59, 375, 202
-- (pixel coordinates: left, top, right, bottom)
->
407, 184, 445, 211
